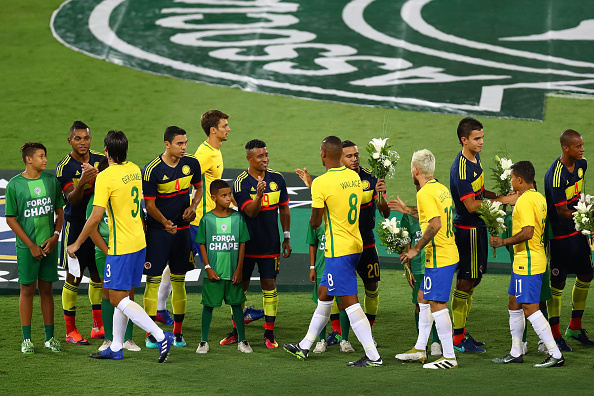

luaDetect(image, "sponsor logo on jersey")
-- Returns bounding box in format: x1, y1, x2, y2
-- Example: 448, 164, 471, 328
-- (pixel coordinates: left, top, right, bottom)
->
163, 175, 169, 181
182, 165, 190, 175
50, 1, 594, 121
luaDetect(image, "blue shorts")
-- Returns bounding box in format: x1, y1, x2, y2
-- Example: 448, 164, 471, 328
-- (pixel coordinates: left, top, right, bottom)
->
243, 256, 280, 280
144, 227, 195, 276
508, 272, 543, 304
421, 264, 457, 302
320, 253, 361, 297
104, 248, 146, 291
190, 224, 203, 263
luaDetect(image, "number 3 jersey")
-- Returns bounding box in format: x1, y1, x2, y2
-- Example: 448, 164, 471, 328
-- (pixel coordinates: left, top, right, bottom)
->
232, 169, 289, 258
311, 166, 363, 258
93, 162, 146, 256
416, 180, 458, 269
142, 154, 202, 229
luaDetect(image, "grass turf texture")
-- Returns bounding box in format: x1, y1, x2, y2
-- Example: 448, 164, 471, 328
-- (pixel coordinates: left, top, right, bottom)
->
3, 271, 593, 395
2, 1, 594, 205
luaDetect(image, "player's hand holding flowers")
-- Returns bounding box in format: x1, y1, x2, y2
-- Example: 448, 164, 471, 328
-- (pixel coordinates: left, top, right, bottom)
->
366, 138, 399, 203
573, 193, 594, 241
476, 200, 507, 257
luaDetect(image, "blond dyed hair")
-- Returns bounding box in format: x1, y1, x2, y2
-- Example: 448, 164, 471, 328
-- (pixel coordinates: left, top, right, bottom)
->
411, 149, 435, 177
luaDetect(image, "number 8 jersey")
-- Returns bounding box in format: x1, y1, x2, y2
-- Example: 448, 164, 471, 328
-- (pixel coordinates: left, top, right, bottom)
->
93, 162, 146, 256
416, 179, 458, 269
311, 166, 363, 258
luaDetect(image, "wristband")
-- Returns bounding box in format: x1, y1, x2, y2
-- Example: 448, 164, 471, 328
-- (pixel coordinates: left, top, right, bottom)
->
283, 231, 291, 239
309, 266, 315, 270
54, 231, 60, 236
204, 265, 211, 269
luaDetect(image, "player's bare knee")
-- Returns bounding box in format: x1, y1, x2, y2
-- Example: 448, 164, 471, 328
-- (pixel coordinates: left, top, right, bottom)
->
364, 282, 378, 292
578, 273, 594, 283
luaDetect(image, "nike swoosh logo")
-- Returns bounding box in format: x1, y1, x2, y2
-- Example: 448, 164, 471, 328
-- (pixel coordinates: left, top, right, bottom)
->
328, 288, 335, 292
104, 280, 111, 283
217, 165, 221, 168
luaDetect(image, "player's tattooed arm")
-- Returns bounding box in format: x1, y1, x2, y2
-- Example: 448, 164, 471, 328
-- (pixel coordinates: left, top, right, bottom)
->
388, 197, 418, 219
400, 216, 440, 264
490, 226, 534, 248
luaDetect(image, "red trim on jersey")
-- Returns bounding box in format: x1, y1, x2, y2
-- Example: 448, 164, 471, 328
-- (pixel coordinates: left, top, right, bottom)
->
156, 188, 190, 198
279, 199, 290, 206
245, 253, 281, 258
553, 231, 579, 239
240, 199, 253, 211
455, 225, 477, 230
459, 192, 475, 201
192, 181, 202, 187
62, 182, 74, 192
160, 225, 190, 231
360, 201, 373, 209
567, 195, 579, 204
260, 204, 279, 211
554, 200, 568, 207
144, 196, 156, 200
363, 243, 376, 249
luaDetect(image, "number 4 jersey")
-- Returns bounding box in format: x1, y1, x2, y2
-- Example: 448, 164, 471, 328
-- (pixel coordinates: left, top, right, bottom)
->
93, 162, 146, 256
311, 166, 363, 258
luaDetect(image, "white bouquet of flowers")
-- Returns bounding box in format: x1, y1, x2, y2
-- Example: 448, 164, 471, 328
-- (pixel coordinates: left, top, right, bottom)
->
366, 137, 400, 203
476, 199, 507, 258
573, 194, 594, 239
490, 155, 513, 196
376, 217, 411, 254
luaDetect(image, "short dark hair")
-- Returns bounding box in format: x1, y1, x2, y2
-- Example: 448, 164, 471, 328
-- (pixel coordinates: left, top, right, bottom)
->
511, 161, 535, 184
104, 130, 128, 164
164, 126, 186, 143
201, 110, 229, 137
21, 142, 46, 164
342, 140, 357, 148
210, 179, 230, 195
97, 157, 109, 173
70, 121, 89, 134
457, 117, 483, 144
321, 136, 343, 160
560, 129, 582, 148
245, 139, 266, 151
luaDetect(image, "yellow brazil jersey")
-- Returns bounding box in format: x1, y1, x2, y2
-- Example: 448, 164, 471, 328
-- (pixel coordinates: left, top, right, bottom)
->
191, 141, 223, 226
93, 162, 146, 255
416, 180, 458, 268
311, 166, 363, 258
512, 189, 547, 275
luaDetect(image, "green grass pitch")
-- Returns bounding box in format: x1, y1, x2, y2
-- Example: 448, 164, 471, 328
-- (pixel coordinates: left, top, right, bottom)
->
2, 1, 594, 394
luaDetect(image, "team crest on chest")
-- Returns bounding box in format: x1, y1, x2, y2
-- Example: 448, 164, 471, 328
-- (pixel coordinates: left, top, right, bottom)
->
578, 168, 583, 178
221, 224, 228, 232
362, 180, 371, 190
269, 181, 278, 191
34, 187, 41, 196
182, 165, 190, 175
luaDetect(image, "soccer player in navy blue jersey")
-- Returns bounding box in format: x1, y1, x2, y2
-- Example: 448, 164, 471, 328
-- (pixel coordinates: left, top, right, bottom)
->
544, 129, 594, 351
449, 117, 517, 353
142, 126, 202, 348
221, 139, 291, 348
56, 121, 105, 345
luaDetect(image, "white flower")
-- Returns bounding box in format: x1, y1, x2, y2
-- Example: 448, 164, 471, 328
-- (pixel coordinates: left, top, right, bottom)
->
402, 230, 409, 238
576, 201, 589, 213
583, 217, 590, 224
497, 217, 505, 223
498, 210, 506, 217
501, 158, 513, 170
369, 138, 389, 152
500, 169, 512, 180
372, 152, 380, 159
582, 229, 591, 235
383, 159, 392, 167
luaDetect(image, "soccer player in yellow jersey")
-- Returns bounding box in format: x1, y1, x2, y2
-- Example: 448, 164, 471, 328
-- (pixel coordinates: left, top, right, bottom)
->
490, 161, 564, 368
284, 136, 382, 367
67, 130, 174, 363
394, 149, 459, 369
